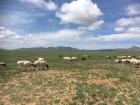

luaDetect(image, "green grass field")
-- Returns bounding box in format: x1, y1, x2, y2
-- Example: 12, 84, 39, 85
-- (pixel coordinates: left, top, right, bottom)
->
0, 50, 140, 105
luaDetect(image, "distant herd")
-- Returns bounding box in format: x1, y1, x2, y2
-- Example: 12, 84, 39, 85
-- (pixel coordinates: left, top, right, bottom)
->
113, 56, 140, 68
0, 55, 89, 70
1, 55, 140, 70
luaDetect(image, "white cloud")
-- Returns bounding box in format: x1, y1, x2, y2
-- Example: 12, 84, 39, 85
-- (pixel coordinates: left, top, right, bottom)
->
126, 4, 140, 16
0, 26, 24, 49
127, 27, 140, 34
79, 20, 104, 31
20, 0, 57, 10
86, 33, 140, 42
0, 27, 17, 39
116, 18, 133, 26
115, 4, 140, 33
56, 0, 103, 31
46, 0, 57, 10
0, 27, 83, 49
40, 29, 82, 41
114, 27, 125, 32
116, 17, 140, 27
87, 26, 140, 42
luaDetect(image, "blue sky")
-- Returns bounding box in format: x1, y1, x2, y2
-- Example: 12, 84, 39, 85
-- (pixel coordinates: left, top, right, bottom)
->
0, 0, 140, 49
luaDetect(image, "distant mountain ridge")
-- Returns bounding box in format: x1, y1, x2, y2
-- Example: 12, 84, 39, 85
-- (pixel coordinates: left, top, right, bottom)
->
114, 46, 140, 52
0, 46, 140, 51
15, 46, 80, 51
127, 46, 140, 51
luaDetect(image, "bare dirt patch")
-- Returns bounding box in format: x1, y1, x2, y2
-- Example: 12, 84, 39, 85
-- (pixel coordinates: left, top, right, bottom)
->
87, 78, 119, 87
90, 69, 111, 75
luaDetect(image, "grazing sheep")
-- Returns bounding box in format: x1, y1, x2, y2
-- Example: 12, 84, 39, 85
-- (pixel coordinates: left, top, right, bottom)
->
106, 56, 111, 59
125, 59, 131, 64
121, 59, 126, 63
84, 55, 88, 58
34, 60, 49, 70
38, 58, 45, 61
132, 59, 140, 68
0, 62, 6, 67
81, 57, 86, 61
121, 59, 131, 64
130, 58, 140, 68
130, 58, 137, 65
117, 56, 127, 59
127, 56, 131, 59
63, 57, 71, 61
114, 59, 121, 63
0, 62, 6, 70
17, 61, 35, 71
71, 57, 78, 61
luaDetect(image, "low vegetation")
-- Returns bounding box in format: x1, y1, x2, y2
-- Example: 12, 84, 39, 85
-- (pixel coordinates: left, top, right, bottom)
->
0, 50, 140, 105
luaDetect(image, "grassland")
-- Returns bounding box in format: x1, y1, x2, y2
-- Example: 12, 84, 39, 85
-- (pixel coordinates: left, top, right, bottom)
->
0, 50, 140, 105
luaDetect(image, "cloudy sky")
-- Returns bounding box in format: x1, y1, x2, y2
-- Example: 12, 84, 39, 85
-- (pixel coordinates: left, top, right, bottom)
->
0, 0, 140, 49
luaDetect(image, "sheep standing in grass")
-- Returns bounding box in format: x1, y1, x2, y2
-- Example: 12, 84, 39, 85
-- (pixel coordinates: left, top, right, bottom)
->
106, 56, 111, 59
0, 62, 6, 70
17, 61, 35, 71
127, 56, 131, 59
121, 59, 131, 64
38, 58, 45, 61
130, 58, 140, 68
84, 55, 88, 58
130, 58, 137, 65
114, 59, 121, 63
71, 57, 78, 61
34, 58, 49, 70
81, 57, 86, 61
117, 56, 127, 59
133, 60, 140, 68
125, 59, 131, 64
63, 57, 71, 61
34, 60, 49, 70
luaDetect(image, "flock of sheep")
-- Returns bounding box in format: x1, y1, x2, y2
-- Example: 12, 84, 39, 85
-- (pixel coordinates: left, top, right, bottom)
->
17, 58, 49, 71
0, 58, 49, 71
1, 54, 140, 70
0, 55, 88, 70
63, 55, 88, 61
114, 56, 140, 68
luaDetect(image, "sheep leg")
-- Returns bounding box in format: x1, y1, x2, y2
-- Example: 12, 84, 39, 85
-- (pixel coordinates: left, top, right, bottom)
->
46, 64, 49, 70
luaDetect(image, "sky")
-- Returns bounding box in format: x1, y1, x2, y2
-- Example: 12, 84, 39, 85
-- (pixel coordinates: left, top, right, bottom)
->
0, 0, 140, 50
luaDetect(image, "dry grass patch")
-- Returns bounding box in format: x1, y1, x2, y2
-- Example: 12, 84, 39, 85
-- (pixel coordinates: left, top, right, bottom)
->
87, 78, 119, 87
90, 69, 111, 75
87, 69, 118, 87
0, 70, 81, 105
0, 68, 140, 105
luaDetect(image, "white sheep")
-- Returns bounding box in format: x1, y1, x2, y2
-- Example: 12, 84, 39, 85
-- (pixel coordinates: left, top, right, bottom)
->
63, 57, 71, 61
114, 59, 121, 63
127, 56, 131, 59
117, 56, 127, 59
0, 62, 7, 70
38, 58, 45, 61
106, 56, 111, 58
34, 60, 49, 70
71, 57, 78, 61
130, 58, 140, 68
17, 61, 35, 71
121, 59, 131, 64
130, 58, 137, 65
84, 55, 88, 58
